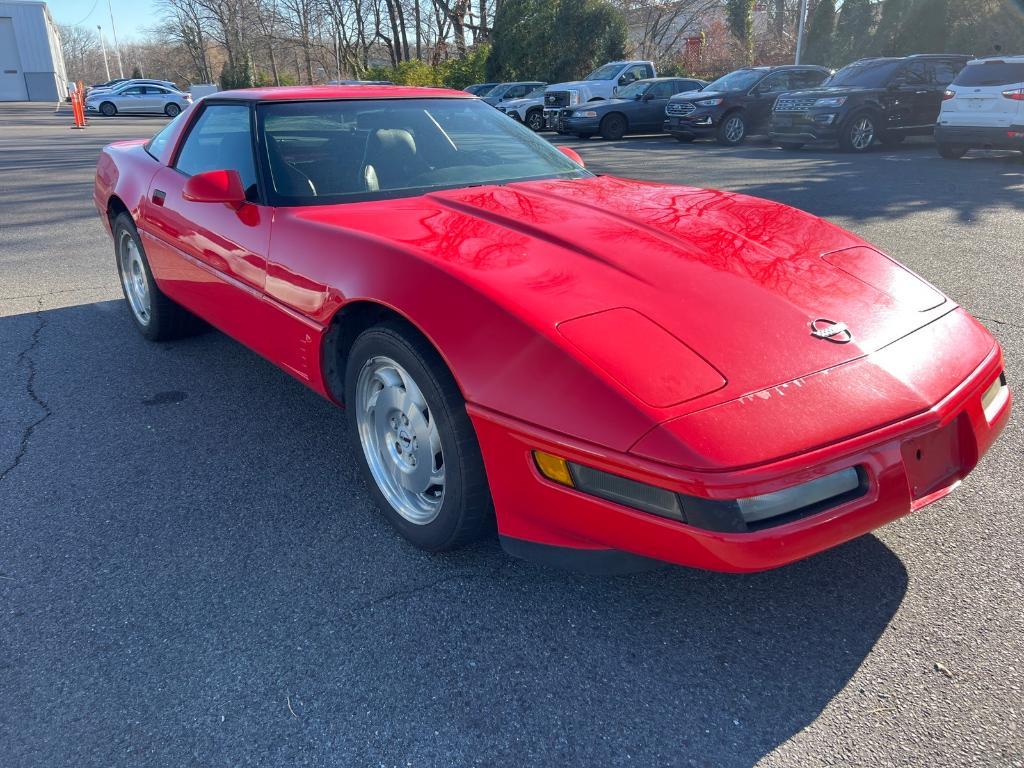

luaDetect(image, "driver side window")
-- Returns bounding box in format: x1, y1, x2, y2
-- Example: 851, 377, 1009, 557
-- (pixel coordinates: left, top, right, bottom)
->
900, 63, 928, 86
175, 104, 258, 200
757, 73, 790, 94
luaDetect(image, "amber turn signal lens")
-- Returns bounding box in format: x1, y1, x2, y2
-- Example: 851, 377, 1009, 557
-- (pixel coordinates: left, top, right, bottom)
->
533, 451, 574, 486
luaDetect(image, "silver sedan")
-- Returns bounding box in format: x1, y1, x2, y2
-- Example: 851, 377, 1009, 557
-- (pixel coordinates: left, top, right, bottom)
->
86, 84, 192, 118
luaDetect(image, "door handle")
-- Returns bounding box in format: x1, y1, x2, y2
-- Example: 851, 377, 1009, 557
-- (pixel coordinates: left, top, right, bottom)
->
151, 189, 166, 206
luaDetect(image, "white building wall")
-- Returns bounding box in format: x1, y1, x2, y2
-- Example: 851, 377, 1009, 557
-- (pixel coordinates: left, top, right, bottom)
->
0, 0, 66, 101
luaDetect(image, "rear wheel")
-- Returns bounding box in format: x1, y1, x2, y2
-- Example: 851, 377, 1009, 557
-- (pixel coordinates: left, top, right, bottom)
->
600, 113, 627, 140
777, 141, 804, 151
576, 133, 593, 140
937, 142, 968, 159
112, 212, 199, 341
839, 113, 877, 152
525, 109, 544, 132
345, 322, 491, 551
164, 102, 181, 117
99, 101, 116, 117
716, 112, 746, 145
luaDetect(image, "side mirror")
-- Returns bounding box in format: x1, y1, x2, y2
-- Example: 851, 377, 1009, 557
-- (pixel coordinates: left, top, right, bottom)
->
558, 146, 585, 168
182, 169, 247, 207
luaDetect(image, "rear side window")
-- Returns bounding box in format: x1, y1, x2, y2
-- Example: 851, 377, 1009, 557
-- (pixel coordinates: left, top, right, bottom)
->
793, 70, 828, 88
175, 104, 257, 199
954, 61, 1024, 87
931, 60, 964, 85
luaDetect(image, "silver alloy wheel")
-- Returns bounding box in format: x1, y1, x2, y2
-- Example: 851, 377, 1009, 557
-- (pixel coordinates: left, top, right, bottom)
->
724, 115, 745, 143
850, 116, 875, 150
119, 231, 151, 326
356, 355, 445, 524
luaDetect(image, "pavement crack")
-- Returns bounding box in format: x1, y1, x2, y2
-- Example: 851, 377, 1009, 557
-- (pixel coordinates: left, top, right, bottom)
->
975, 314, 1024, 331
0, 300, 52, 484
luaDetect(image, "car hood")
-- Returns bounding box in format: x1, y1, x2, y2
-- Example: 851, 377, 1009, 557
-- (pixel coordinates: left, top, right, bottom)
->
669, 89, 725, 102
299, 175, 952, 417
502, 97, 541, 108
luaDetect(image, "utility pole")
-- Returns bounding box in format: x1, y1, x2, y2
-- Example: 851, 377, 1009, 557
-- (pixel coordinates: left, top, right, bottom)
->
97, 25, 111, 81
106, 0, 125, 78
794, 0, 809, 64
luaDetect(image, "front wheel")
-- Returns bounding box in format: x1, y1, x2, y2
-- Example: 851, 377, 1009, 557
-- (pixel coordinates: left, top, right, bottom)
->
99, 101, 117, 117
112, 213, 199, 341
716, 112, 746, 145
345, 322, 491, 551
937, 142, 968, 160
600, 113, 627, 140
164, 102, 181, 117
525, 110, 544, 132
839, 113, 877, 152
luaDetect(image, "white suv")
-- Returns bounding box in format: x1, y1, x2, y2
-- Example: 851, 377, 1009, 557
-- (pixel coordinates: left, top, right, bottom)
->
935, 55, 1024, 158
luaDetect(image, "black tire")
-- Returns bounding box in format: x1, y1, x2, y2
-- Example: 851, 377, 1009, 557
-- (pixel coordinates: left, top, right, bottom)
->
600, 113, 627, 141
716, 111, 746, 145
838, 111, 878, 152
879, 131, 905, 146
937, 142, 968, 160
525, 109, 544, 132
112, 212, 199, 341
777, 141, 804, 151
674, 135, 695, 143
576, 133, 593, 140
165, 102, 181, 117
344, 322, 491, 552
100, 101, 117, 117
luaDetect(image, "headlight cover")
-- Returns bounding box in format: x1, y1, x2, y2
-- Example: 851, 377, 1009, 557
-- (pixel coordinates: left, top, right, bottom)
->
814, 96, 847, 108
574, 110, 598, 118
695, 97, 724, 106
567, 90, 580, 105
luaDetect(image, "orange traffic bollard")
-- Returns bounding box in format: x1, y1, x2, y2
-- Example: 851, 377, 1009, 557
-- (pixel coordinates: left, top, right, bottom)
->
70, 81, 87, 129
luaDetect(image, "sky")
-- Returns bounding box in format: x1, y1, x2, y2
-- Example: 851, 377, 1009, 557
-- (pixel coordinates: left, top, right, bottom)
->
46, 0, 162, 41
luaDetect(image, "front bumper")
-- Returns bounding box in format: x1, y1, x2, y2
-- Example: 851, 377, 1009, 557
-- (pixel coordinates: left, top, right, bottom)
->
663, 107, 723, 138
935, 123, 1024, 150
469, 342, 1009, 573
768, 110, 846, 143
560, 115, 601, 133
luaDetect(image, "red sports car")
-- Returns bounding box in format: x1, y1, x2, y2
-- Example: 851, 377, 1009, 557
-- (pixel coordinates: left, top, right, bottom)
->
94, 86, 1011, 573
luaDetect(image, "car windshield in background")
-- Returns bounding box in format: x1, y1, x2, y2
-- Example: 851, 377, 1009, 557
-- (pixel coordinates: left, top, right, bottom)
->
258, 98, 591, 205
617, 81, 650, 99
954, 61, 1024, 86
826, 60, 901, 87
586, 64, 623, 81
704, 70, 763, 92
525, 87, 545, 98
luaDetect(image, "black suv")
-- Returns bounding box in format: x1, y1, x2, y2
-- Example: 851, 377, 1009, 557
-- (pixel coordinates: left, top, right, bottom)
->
664, 65, 831, 145
769, 54, 971, 152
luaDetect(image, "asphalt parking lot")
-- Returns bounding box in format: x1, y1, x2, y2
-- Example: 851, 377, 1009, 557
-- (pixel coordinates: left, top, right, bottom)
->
1, 102, 1022, 767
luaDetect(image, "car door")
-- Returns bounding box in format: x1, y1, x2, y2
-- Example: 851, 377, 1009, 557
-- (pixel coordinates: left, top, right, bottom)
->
139, 102, 276, 356
116, 85, 145, 113
636, 81, 675, 130
748, 71, 791, 130
889, 62, 930, 128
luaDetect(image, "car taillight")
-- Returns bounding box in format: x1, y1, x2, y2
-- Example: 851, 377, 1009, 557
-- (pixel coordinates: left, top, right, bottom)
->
1002, 88, 1024, 101
943, 89, 955, 100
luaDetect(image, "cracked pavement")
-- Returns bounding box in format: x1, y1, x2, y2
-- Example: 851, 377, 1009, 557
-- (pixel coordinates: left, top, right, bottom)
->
1, 103, 1022, 767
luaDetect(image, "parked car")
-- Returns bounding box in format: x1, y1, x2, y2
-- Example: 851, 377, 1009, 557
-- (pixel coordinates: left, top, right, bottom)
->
482, 81, 546, 107
327, 79, 395, 85
89, 78, 179, 95
558, 77, 707, 139
769, 54, 971, 152
935, 55, 1024, 158
189, 83, 220, 99
86, 83, 192, 117
544, 60, 656, 130
89, 78, 129, 91
665, 65, 831, 145
93, 84, 1010, 573
496, 86, 548, 130
465, 82, 499, 96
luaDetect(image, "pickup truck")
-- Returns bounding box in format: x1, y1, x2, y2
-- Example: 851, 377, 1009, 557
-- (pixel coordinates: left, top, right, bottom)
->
543, 60, 656, 131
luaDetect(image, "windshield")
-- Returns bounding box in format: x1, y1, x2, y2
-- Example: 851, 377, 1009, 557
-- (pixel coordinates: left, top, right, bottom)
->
954, 61, 1024, 86
525, 87, 546, 99
258, 98, 591, 205
586, 63, 624, 81
617, 81, 651, 99
826, 60, 901, 87
704, 69, 764, 92
488, 84, 510, 98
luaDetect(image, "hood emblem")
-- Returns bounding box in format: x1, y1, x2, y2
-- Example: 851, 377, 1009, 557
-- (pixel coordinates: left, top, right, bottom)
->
810, 318, 853, 344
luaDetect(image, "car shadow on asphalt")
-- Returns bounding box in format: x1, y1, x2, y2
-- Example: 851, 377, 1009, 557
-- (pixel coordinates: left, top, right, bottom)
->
1, 299, 911, 766
557, 133, 1024, 226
